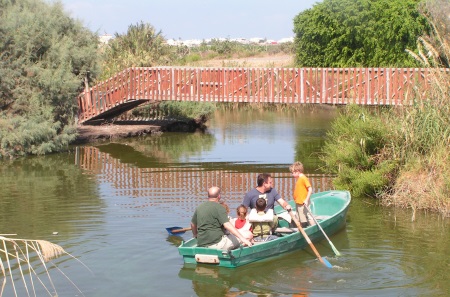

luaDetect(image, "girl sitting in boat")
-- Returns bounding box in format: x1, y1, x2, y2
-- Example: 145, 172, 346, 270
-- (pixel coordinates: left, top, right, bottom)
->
231, 204, 254, 242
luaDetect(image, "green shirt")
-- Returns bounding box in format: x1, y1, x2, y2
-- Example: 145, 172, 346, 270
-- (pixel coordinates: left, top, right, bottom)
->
191, 201, 229, 247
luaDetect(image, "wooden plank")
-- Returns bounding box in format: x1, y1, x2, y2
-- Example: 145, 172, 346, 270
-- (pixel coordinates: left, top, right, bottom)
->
76, 66, 439, 123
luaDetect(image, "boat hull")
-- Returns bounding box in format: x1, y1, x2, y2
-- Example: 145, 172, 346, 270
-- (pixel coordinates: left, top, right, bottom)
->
178, 190, 351, 268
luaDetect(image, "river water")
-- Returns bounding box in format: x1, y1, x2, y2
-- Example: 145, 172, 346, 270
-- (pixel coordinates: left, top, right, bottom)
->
0, 108, 448, 297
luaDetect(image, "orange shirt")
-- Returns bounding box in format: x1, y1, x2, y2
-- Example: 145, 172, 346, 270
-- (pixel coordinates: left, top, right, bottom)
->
293, 174, 311, 204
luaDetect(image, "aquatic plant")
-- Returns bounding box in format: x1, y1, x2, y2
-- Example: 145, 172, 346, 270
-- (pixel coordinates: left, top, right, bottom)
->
1, 235, 85, 297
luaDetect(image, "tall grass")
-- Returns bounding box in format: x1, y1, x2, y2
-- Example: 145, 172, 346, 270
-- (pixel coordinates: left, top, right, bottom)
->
1, 235, 86, 296
321, 71, 449, 216
321, 0, 450, 217
380, 68, 450, 216
380, 0, 450, 216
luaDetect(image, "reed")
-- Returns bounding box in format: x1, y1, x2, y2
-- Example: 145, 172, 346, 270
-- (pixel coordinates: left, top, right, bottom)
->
0, 235, 86, 297
380, 0, 450, 216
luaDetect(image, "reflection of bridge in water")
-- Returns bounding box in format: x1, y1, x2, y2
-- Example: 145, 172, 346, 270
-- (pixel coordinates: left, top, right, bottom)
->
75, 146, 334, 213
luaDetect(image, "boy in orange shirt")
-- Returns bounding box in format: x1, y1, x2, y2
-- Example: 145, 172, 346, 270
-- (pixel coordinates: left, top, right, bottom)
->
289, 161, 315, 228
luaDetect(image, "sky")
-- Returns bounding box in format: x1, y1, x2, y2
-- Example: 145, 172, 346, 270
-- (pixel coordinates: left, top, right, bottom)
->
58, 0, 320, 41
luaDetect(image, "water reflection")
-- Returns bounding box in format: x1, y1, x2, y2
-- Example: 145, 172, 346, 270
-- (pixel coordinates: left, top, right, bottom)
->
211, 109, 337, 171
0, 154, 102, 239
166, 235, 184, 247
2, 109, 448, 297
96, 131, 216, 166
178, 229, 352, 297
75, 145, 333, 218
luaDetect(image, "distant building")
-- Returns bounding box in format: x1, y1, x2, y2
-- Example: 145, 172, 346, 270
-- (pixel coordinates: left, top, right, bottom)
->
249, 37, 265, 44
99, 34, 114, 44
265, 39, 277, 45
277, 37, 294, 43
164, 36, 294, 47
230, 38, 250, 44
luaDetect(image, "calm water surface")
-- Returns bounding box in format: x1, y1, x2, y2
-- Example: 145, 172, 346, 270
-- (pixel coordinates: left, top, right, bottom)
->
0, 109, 448, 297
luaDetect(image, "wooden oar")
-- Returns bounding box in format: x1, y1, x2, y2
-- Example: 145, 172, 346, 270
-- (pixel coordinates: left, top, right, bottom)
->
287, 209, 332, 268
166, 226, 192, 236
306, 206, 341, 256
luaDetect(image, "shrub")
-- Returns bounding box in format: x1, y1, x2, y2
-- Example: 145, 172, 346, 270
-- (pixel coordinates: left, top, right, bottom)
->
321, 105, 397, 197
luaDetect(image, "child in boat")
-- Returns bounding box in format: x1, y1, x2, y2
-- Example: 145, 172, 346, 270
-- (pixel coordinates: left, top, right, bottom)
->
249, 198, 278, 241
232, 204, 253, 242
290, 161, 315, 228
220, 200, 232, 221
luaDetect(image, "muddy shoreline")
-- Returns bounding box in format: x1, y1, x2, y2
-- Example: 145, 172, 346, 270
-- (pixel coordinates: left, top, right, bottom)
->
73, 119, 204, 144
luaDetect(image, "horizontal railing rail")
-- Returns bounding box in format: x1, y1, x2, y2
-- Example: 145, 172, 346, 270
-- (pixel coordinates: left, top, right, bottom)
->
77, 67, 449, 124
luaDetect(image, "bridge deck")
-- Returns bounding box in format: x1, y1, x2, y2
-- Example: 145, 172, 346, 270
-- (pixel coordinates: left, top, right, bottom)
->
77, 67, 447, 124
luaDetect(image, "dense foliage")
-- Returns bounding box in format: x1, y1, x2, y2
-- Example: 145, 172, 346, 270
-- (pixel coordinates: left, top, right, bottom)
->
0, 0, 99, 158
320, 106, 396, 197
320, 0, 449, 215
99, 22, 174, 81
293, 0, 428, 67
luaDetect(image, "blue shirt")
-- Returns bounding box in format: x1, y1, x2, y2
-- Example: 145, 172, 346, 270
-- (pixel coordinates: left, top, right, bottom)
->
242, 188, 281, 211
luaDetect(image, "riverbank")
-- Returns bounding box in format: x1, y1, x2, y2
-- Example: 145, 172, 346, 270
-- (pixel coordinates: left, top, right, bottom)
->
74, 54, 294, 145
73, 119, 207, 144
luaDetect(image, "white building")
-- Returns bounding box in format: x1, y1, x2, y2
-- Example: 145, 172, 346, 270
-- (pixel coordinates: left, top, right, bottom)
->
99, 34, 114, 44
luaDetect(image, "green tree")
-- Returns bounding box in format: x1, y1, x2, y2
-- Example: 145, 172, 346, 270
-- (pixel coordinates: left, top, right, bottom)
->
293, 0, 428, 67
99, 22, 174, 80
0, 0, 99, 158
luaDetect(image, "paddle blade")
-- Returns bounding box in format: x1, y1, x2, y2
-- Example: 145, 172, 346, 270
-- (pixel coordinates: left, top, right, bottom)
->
166, 227, 185, 236
322, 257, 333, 268
166, 226, 191, 236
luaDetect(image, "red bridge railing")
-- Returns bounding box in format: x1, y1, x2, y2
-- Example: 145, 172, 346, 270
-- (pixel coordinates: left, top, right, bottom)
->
77, 67, 446, 124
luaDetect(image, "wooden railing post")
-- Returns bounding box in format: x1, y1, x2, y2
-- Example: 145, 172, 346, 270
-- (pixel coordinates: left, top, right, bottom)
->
76, 66, 445, 124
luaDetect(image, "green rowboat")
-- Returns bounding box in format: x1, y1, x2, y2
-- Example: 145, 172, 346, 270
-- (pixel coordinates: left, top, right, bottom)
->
178, 190, 351, 268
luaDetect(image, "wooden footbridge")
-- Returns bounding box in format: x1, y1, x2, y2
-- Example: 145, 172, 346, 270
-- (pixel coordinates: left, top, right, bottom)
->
77, 67, 443, 124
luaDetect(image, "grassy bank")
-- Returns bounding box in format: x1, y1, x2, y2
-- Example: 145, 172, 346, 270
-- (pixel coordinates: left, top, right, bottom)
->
321, 70, 449, 217
320, 0, 449, 217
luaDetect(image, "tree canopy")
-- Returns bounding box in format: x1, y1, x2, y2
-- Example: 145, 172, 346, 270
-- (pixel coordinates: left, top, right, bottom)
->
293, 0, 428, 67
99, 22, 174, 81
0, 0, 99, 158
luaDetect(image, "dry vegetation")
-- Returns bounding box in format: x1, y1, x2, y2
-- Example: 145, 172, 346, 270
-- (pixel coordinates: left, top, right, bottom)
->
186, 53, 295, 68
0, 235, 85, 296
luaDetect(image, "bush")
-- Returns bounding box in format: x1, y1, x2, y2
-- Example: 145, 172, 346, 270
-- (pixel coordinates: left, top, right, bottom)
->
132, 101, 216, 122
321, 105, 397, 197
0, 0, 99, 158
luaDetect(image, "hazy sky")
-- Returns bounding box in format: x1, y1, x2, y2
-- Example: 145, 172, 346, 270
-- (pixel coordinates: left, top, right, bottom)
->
58, 0, 320, 40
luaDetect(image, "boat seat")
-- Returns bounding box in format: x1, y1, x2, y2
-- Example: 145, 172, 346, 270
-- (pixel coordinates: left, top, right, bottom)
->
274, 227, 297, 233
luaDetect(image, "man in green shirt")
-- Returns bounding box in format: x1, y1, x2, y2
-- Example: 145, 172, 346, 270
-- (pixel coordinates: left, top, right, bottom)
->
191, 186, 253, 250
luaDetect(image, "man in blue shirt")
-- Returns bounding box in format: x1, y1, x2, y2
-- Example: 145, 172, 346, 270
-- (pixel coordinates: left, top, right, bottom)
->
243, 173, 292, 212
